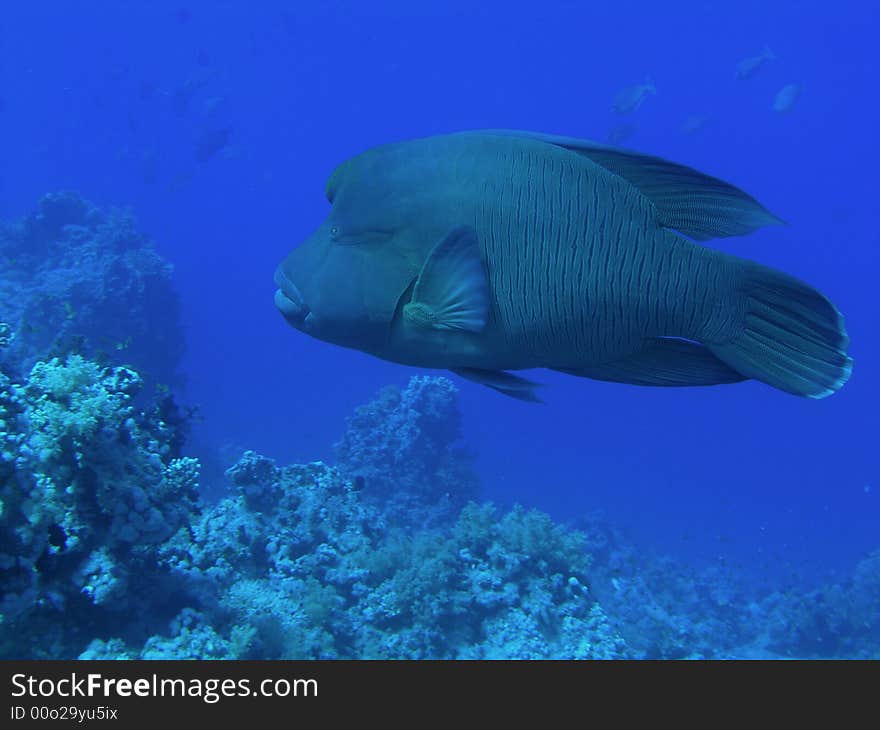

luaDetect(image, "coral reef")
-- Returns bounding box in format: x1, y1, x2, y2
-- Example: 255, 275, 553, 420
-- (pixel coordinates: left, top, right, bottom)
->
158, 455, 623, 659
0, 192, 184, 387
0, 348, 198, 657
0, 351, 627, 659
1, 335, 878, 659
0, 322, 13, 350
572, 516, 753, 659
334, 376, 478, 528
758, 549, 880, 659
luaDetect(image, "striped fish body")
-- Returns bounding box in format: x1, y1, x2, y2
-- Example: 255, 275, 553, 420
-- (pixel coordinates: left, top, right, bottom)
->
276, 130, 851, 400
434, 133, 732, 369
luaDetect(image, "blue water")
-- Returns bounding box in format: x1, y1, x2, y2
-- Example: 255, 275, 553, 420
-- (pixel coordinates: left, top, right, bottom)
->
1, 1, 877, 654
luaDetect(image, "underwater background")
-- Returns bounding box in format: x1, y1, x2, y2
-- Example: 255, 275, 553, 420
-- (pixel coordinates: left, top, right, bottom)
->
0, 0, 877, 658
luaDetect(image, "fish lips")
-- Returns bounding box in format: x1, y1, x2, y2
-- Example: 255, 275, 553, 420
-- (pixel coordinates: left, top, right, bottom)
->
274, 267, 315, 331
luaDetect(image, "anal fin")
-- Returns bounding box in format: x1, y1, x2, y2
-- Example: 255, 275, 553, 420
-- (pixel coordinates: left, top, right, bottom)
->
555, 338, 747, 387
451, 368, 543, 402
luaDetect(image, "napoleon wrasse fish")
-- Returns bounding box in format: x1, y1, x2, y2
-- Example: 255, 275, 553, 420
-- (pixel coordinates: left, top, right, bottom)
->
275, 130, 851, 402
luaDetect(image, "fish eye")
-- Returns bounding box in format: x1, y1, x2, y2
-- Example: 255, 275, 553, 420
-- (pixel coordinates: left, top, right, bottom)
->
327, 225, 390, 246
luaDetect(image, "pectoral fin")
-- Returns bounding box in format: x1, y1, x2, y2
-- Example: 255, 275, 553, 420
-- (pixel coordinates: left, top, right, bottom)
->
451, 368, 543, 403
403, 226, 489, 332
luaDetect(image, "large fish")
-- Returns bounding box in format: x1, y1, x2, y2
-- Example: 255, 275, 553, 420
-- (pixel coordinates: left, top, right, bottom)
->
275, 131, 852, 401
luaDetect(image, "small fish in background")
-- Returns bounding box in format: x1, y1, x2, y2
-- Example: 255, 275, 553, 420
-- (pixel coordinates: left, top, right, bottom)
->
141, 148, 159, 185
172, 73, 212, 116
773, 82, 803, 113
195, 126, 233, 162
114, 145, 132, 164
280, 11, 297, 35
736, 45, 775, 80
107, 64, 129, 83
248, 30, 266, 58
137, 80, 158, 102
203, 95, 226, 116
612, 77, 656, 114
126, 109, 140, 135
606, 123, 636, 145
681, 113, 711, 136
166, 170, 192, 195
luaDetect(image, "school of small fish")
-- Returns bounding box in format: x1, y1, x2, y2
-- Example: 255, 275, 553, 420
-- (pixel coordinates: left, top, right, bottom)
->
608, 46, 803, 144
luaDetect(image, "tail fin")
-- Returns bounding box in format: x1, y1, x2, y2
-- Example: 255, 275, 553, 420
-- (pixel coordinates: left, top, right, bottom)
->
709, 263, 852, 398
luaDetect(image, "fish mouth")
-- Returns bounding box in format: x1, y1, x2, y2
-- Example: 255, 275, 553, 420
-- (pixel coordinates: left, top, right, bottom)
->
274, 267, 312, 329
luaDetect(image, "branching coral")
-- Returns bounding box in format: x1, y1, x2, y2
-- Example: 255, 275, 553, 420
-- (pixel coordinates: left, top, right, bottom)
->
153, 442, 622, 659
0, 354, 199, 656
334, 376, 478, 528
0, 192, 184, 387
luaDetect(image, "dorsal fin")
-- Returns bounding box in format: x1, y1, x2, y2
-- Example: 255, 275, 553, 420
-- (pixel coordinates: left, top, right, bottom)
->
480, 129, 784, 241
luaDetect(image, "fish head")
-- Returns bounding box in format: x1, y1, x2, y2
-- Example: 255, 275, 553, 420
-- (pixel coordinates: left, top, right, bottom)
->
274, 142, 444, 353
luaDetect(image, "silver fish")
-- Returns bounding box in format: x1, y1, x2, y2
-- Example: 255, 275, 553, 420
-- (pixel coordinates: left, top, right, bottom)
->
773, 83, 803, 113
612, 77, 656, 114
736, 46, 775, 80
681, 114, 711, 136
